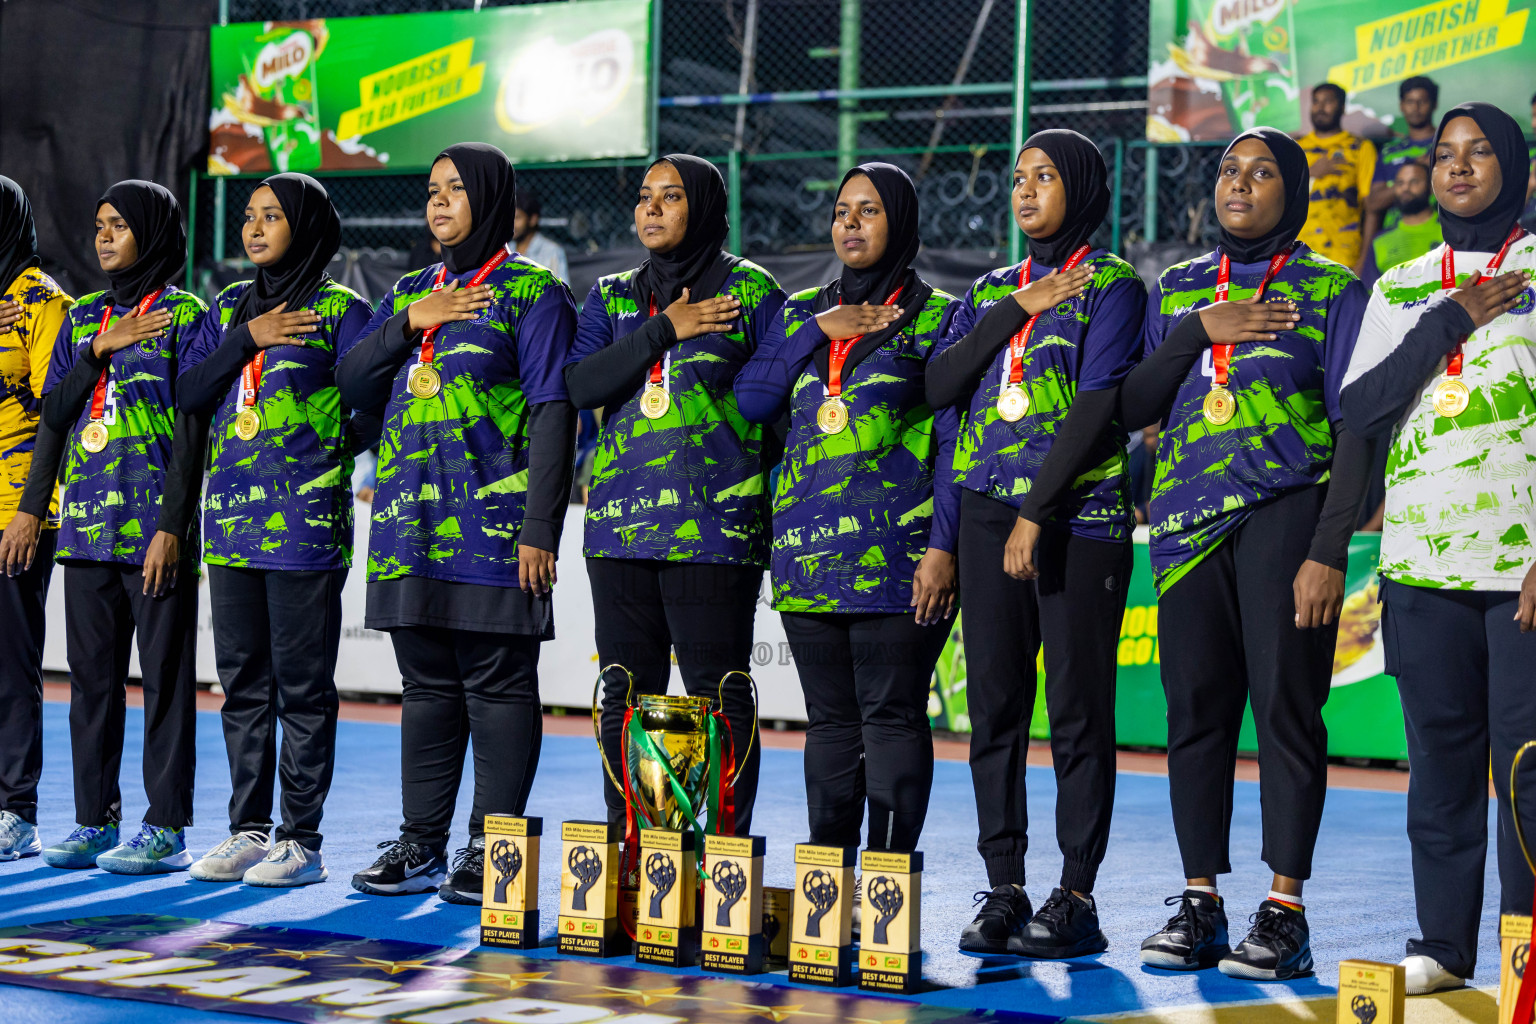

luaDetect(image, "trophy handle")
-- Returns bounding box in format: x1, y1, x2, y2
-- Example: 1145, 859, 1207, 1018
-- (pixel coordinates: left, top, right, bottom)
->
592, 663, 636, 794
718, 670, 759, 789
1511, 740, 1536, 877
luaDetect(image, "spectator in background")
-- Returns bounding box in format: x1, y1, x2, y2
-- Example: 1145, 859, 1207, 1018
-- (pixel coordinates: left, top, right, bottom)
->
1126, 425, 1157, 525
1361, 162, 1440, 290
512, 188, 568, 284
1365, 77, 1438, 237
1297, 82, 1378, 273
406, 232, 441, 273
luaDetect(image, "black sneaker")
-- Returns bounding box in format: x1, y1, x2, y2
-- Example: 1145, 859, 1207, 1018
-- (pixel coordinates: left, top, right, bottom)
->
438, 836, 485, 905
1140, 891, 1230, 970
1008, 887, 1109, 959
1218, 900, 1313, 980
958, 884, 1032, 955
350, 839, 447, 896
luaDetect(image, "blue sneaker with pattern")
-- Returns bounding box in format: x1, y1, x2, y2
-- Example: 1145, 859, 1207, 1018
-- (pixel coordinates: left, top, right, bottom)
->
96, 822, 192, 875
0, 811, 40, 860
41, 823, 119, 869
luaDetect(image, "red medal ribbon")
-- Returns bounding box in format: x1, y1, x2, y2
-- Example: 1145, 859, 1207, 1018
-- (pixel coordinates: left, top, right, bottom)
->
89, 288, 164, 423
1211, 243, 1299, 388
241, 350, 266, 411
1439, 224, 1525, 379
1006, 245, 1091, 386
647, 298, 664, 388
828, 286, 903, 398
419, 246, 509, 367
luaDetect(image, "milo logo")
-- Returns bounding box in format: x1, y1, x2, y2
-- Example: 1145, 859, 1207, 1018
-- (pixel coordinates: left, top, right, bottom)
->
253, 31, 314, 92
1209, 0, 1287, 37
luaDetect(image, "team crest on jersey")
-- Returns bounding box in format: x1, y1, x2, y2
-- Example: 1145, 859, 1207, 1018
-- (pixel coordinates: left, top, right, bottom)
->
1052, 298, 1080, 320
1511, 287, 1535, 316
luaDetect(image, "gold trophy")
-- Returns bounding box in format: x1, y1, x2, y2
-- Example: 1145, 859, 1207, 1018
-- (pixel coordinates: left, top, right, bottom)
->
857, 849, 922, 994
789, 843, 856, 986
635, 827, 697, 967
480, 815, 540, 950
700, 834, 765, 974
558, 820, 623, 957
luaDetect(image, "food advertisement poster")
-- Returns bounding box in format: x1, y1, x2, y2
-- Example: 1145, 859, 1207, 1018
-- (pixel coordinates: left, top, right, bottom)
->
208, 0, 652, 175
1147, 0, 1533, 141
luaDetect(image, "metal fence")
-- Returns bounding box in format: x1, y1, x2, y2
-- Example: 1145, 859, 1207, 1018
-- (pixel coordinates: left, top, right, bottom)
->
197, 0, 1223, 284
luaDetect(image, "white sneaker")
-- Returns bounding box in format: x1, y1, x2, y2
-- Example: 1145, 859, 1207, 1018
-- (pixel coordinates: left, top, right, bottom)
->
0, 811, 40, 860
1401, 954, 1465, 995
190, 831, 270, 881
243, 839, 327, 887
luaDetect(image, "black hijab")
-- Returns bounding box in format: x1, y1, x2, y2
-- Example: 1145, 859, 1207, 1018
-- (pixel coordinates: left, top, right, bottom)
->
1432, 102, 1529, 252
97, 180, 186, 308
1019, 130, 1111, 266
0, 177, 39, 296
435, 142, 516, 274
230, 173, 341, 329
1216, 127, 1309, 264
632, 154, 732, 312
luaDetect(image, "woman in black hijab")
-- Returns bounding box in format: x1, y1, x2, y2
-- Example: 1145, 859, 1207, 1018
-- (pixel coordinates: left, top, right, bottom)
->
563, 154, 784, 857
920, 130, 1146, 960
1339, 102, 1535, 997
1125, 128, 1371, 980
176, 172, 371, 888
0, 176, 74, 861
736, 163, 959, 870
338, 142, 579, 906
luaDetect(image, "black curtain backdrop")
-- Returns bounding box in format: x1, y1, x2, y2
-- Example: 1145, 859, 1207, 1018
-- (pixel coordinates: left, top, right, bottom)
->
0, 0, 212, 297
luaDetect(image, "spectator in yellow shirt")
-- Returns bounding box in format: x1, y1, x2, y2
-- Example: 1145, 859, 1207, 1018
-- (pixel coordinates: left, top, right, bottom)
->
1297, 82, 1377, 272
0, 176, 74, 860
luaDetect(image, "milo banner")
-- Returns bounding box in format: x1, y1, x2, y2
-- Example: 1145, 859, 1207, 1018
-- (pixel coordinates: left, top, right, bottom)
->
927, 534, 1406, 762
1147, 0, 1533, 141
208, 0, 652, 176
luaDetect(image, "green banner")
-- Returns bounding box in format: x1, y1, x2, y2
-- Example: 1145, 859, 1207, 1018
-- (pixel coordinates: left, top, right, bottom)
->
1146, 0, 1533, 142
208, 1, 653, 176
927, 534, 1406, 762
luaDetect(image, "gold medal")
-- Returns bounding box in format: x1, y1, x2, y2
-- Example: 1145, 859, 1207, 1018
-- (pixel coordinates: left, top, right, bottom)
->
234, 409, 261, 440
817, 397, 849, 434
408, 363, 442, 399
639, 385, 670, 419
80, 420, 109, 454
996, 385, 1029, 422
1433, 377, 1470, 418
1203, 386, 1236, 425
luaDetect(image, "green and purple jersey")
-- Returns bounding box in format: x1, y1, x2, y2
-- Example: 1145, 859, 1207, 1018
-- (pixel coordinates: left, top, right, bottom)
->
572, 261, 784, 566
940, 250, 1144, 541
361, 256, 577, 586
43, 287, 206, 566
1144, 244, 1367, 592
182, 280, 372, 570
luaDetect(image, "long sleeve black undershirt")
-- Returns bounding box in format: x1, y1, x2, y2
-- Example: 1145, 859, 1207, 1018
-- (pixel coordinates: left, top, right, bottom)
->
156, 408, 208, 541
1016, 388, 1119, 526
17, 420, 65, 521
1307, 425, 1371, 571
562, 314, 677, 411
176, 323, 258, 417
1117, 311, 1208, 431
41, 345, 108, 432
1339, 292, 1471, 439
336, 310, 417, 412
924, 296, 1030, 410
520, 401, 577, 554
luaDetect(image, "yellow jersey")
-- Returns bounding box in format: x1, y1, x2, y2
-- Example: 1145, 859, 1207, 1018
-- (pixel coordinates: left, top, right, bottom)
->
1296, 130, 1377, 272
0, 266, 72, 529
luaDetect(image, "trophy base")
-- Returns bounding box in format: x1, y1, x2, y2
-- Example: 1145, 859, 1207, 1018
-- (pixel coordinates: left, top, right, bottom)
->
858, 949, 921, 994
700, 931, 764, 974
480, 908, 539, 950
557, 914, 627, 957
635, 924, 700, 968
789, 941, 854, 986
1500, 915, 1531, 1024
1337, 959, 1404, 1024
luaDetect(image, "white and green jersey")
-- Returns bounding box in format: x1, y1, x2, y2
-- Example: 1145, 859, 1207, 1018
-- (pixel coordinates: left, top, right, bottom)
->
1343, 236, 1536, 589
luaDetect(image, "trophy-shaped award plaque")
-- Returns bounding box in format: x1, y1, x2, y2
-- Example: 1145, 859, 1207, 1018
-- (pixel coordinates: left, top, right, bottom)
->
762, 886, 792, 962
789, 843, 855, 986
558, 820, 623, 957
1336, 960, 1404, 1024
857, 850, 922, 993
700, 834, 765, 974
480, 815, 540, 949
1503, 741, 1536, 1024
635, 827, 698, 967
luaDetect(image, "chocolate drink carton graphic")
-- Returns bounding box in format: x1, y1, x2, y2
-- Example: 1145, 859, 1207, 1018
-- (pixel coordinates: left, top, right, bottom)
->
1169, 0, 1301, 135
223, 20, 329, 172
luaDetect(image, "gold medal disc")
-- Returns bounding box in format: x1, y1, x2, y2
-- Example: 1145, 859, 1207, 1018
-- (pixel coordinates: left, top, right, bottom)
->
996, 386, 1029, 422
234, 409, 262, 440
80, 420, 109, 454
1202, 386, 1236, 425
1433, 377, 1470, 418
639, 385, 671, 419
408, 364, 442, 399
817, 397, 849, 434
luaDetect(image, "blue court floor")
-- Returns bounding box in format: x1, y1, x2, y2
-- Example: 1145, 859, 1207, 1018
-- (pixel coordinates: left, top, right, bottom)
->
0, 700, 1506, 1022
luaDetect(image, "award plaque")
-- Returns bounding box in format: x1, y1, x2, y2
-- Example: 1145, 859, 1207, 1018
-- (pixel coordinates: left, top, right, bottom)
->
1501, 915, 1532, 1024
479, 815, 540, 950
857, 850, 922, 994
762, 885, 792, 963
700, 834, 765, 975
789, 843, 856, 986
635, 827, 698, 967
558, 820, 624, 957
1336, 959, 1404, 1024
